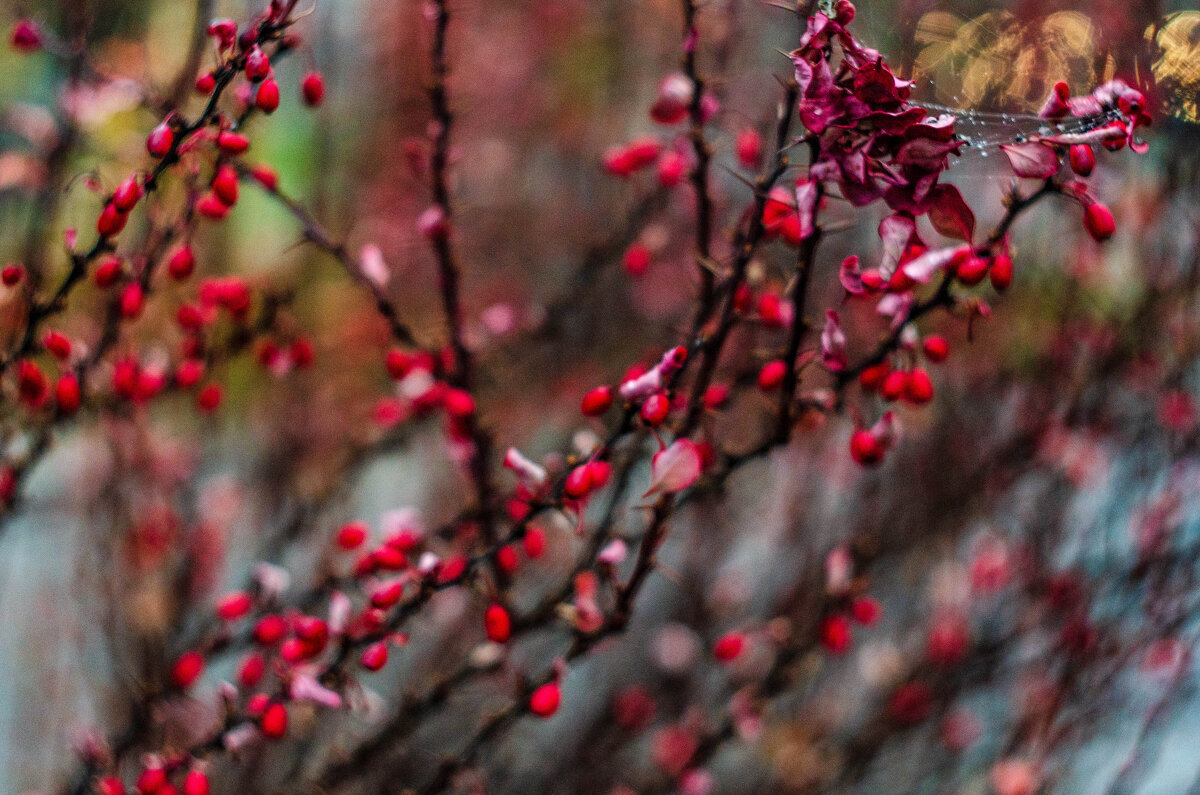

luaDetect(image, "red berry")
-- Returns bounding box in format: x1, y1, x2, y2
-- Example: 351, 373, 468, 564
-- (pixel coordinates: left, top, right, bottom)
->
904, 367, 934, 405
955, 256, 989, 287
849, 429, 882, 466
112, 358, 139, 400
713, 632, 746, 662
736, 128, 762, 168
212, 165, 239, 206
586, 460, 611, 489
438, 555, 468, 584
171, 651, 204, 688
296, 616, 329, 644
246, 692, 270, 717
10, 20, 42, 52
119, 282, 144, 320
495, 544, 519, 575
922, 335, 949, 363
369, 579, 404, 609
523, 526, 546, 558
94, 257, 122, 287
256, 78, 280, 113
183, 770, 210, 795
484, 603, 511, 643
820, 614, 852, 654
176, 304, 204, 331
43, 330, 71, 359
249, 163, 278, 191
851, 596, 881, 625
112, 174, 144, 212
175, 359, 205, 388
703, 384, 729, 409
17, 360, 47, 408
564, 464, 593, 499
1069, 144, 1095, 176
733, 284, 753, 313
244, 45, 270, 82
385, 349, 415, 379
640, 393, 670, 425
55, 373, 81, 414
373, 546, 407, 571
529, 682, 561, 717
1, 264, 24, 286
136, 766, 167, 795
96, 203, 127, 237
443, 387, 475, 418
581, 386, 613, 416
926, 618, 969, 666
880, 370, 908, 402
757, 359, 787, 391
169, 245, 195, 280
336, 521, 368, 550
217, 131, 250, 155
859, 361, 891, 391
206, 19, 237, 49
146, 123, 174, 158
990, 251, 1013, 291
649, 74, 691, 124
195, 72, 216, 94
417, 205, 450, 240
860, 270, 885, 291
0, 467, 14, 505
623, 244, 651, 278
656, 151, 687, 187
757, 292, 784, 327
360, 608, 386, 633
1083, 202, 1115, 242
197, 193, 228, 219
196, 383, 222, 412
290, 338, 315, 368
301, 72, 325, 107
260, 703, 288, 738
216, 591, 253, 621
360, 641, 390, 671
887, 267, 916, 292
253, 614, 286, 645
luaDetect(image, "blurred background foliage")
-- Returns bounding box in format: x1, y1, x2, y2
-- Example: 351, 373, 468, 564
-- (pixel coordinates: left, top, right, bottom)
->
0, 0, 1199, 792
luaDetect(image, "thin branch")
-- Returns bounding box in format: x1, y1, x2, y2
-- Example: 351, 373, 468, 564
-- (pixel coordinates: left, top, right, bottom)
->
241, 170, 420, 348
682, 0, 718, 333
423, 0, 502, 577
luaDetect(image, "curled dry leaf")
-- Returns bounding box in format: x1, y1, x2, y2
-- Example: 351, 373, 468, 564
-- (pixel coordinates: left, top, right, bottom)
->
645, 438, 702, 497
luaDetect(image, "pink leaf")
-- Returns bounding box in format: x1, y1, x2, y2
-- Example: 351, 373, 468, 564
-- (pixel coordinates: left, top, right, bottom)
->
359, 244, 390, 287
821, 309, 847, 371
877, 214, 916, 277
645, 439, 702, 497
290, 673, 343, 709
927, 184, 975, 242
1000, 142, 1060, 179
1038, 81, 1071, 119
599, 539, 628, 565
839, 255, 865, 295
870, 410, 897, 448
894, 137, 962, 170
795, 179, 819, 241
1040, 124, 1125, 147
876, 291, 915, 330
901, 244, 968, 283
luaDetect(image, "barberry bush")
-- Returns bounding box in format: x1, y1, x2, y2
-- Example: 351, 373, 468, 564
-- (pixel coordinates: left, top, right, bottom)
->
0, 0, 1195, 793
